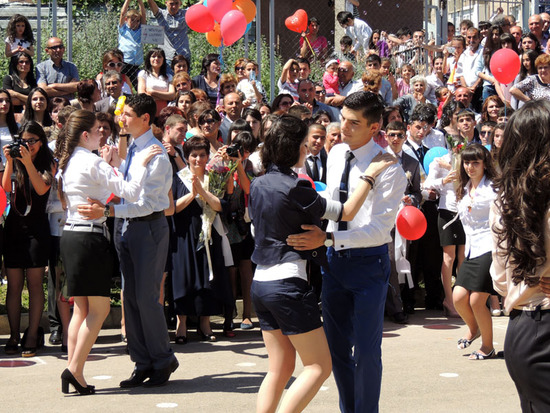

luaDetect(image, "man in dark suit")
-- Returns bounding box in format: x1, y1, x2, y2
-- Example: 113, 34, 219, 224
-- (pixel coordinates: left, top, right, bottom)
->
219, 92, 243, 144
384, 121, 422, 323
303, 123, 328, 184
95, 70, 126, 114
403, 112, 444, 313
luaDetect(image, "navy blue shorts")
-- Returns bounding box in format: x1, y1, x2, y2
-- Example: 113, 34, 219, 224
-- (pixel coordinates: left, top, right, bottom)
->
251, 277, 322, 335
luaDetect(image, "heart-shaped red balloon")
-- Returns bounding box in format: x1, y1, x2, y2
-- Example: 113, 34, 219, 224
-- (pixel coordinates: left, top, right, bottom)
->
285, 9, 308, 33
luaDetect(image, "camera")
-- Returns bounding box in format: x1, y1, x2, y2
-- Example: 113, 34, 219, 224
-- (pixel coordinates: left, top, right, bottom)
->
226, 142, 243, 158
8, 136, 27, 159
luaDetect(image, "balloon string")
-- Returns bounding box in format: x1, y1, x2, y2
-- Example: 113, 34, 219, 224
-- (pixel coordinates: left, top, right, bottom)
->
216, 44, 225, 107
304, 34, 316, 57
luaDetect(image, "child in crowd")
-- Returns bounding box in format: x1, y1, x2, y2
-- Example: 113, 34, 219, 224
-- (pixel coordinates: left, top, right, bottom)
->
237, 60, 266, 108
323, 59, 339, 95
5, 14, 34, 58
397, 63, 415, 97
435, 86, 450, 119
118, 0, 146, 88
338, 35, 355, 62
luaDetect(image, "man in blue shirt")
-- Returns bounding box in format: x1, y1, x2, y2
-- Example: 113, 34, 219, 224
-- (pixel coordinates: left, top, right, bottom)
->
36, 37, 79, 100
147, 0, 190, 68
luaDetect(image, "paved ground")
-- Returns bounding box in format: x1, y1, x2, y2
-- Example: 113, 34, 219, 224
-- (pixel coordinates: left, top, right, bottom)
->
1, 310, 519, 413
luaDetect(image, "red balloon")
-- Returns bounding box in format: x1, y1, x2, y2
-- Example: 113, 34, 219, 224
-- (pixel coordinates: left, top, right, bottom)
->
207, 0, 233, 23
490, 48, 521, 85
396, 206, 427, 241
297, 174, 315, 189
185, 4, 215, 33
220, 10, 247, 46
285, 9, 308, 33
0, 187, 6, 215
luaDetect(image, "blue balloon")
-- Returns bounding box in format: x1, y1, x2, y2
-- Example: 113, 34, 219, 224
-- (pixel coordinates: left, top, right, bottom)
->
484, 144, 491, 151
423, 147, 448, 176
314, 181, 327, 192
245, 22, 252, 35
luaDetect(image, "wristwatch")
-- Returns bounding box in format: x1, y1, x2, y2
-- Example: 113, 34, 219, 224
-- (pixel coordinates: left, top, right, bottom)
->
324, 232, 334, 247
103, 205, 110, 218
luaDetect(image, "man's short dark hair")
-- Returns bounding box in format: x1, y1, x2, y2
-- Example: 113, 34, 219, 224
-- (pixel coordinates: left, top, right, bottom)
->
337, 11, 354, 25
340, 35, 353, 46
456, 108, 475, 121
412, 103, 437, 125
409, 111, 428, 125
343, 91, 384, 125
396, 27, 412, 38
288, 104, 312, 119
386, 121, 406, 132
365, 54, 382, 65
296, 57, 310, 69
126, 94, 157, 125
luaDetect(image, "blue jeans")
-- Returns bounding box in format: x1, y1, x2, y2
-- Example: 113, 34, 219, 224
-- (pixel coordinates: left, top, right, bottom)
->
322, 246, 390, 413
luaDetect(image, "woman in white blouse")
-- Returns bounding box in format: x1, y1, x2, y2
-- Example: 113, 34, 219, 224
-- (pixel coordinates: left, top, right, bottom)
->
453, 144, 497, 360
138, 48, 175, 118
57, 110, 160, 395
491, 101, 550, 411
423, 145, 465, 318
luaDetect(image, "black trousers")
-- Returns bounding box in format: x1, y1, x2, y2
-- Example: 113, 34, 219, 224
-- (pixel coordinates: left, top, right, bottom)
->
506, 308, 550, 412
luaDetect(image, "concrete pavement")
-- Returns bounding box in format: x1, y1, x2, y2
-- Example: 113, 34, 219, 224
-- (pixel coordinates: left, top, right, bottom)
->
0, 310, 519, 413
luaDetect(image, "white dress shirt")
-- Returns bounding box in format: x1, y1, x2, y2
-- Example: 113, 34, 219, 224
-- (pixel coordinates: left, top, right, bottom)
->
114, 128, 172, 218
61, 146, 147, 225
340, 79, 364, 97
457, 175, 495, 258
346, 18, 373, 54
423, 153, 458, 211
424, 128, 446, 149
324, 139, 407, 250
456, 45, 484, 87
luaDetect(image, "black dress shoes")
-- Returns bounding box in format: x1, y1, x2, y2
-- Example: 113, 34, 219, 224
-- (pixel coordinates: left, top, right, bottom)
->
49, 330, 62, 346
391, 312, 409, 324
119, 368, 153, 388
143, 358, 179, 387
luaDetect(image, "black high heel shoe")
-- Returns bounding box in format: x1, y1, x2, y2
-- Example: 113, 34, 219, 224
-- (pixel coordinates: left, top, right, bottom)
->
61, 369, 95, 395
21, 327, 45, 358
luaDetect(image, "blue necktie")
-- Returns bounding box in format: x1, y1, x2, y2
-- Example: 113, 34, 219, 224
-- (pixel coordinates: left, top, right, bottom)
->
124, 142, 136, 181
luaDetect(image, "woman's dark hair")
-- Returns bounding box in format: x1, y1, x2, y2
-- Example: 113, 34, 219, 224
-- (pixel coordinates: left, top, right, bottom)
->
261, 115, 308, 170
96, 111, 118, 142
22, 87, 52, 127
456, 143, 496, 201
231, 130, 258, 153
519, 49, 540, 80
15, 121, 55, 188
8, 52, 37, 85
183, 135, 209, 160
490, 122, 506, 159
520, 32, 543, 54
57, 110, 96, 171
312, 110, 331, 124
368, 29, 382, 50
493, 100, 550, 287
440, 100, 465, 128
382, 105, 404, 127
200, 53, 220, 76
6, 14, 34, 44
483, 25, 504, 69
228, 118, 252, 139
198, 108, 221, 125
243, 107, 261, 123
176, 90, 196, 106
0, 88, 19, 135
271, 93, 294, 110
77, 80, 99, 104
500, 33, 518, 54
171, 54, 190, 72
144, 47, 168, 78
187, 101, 211, 128
155, 106, 184, 128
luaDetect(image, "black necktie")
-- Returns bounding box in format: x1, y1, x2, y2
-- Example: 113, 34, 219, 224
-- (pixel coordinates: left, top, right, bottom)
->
338, 150, 355, 231
310, 155, 320, 182
416, 145, 425, 165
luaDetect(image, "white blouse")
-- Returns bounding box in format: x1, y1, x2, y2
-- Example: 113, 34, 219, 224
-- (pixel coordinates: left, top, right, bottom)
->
423, 153, 458, 212
60, 146, 147, 225
457, 175, 496, 259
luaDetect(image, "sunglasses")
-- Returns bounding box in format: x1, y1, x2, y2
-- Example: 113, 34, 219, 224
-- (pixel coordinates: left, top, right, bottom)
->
315, 90, 326, 95
107, 62, 124, 68
48, 45, 65, 50
364, 81, 377, 86
279, 101, 292, 107
200, 118, 216, 125
22, 138, 40, 146
235, 66, 246, 71
338, 68, 350, 72
387, 132, 405, 139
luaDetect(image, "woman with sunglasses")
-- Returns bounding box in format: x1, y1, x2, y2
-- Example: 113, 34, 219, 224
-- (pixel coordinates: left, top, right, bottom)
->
271, 93, 294, 114
2, 121, 56, 357
96, 49, 134, 96
197, 109, 223, 155
3, 51, 37, 113
234, 58, 249, 84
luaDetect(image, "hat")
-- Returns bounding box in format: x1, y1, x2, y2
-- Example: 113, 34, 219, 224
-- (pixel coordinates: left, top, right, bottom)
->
325, 59, 339, 69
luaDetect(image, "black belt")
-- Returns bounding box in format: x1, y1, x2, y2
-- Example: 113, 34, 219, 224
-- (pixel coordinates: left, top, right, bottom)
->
127, 211, 164, 222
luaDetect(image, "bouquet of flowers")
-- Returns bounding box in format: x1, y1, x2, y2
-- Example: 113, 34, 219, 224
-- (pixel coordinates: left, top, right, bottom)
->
198, 157, 238, 246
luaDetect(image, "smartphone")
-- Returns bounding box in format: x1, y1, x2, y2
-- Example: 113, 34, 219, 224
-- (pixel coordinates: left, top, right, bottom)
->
447, 46, 456, 54
249, 70, 256, 81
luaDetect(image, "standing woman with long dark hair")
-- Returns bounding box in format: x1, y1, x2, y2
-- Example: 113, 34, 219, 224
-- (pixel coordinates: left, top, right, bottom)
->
3, 51, 37, 113
2, 121, 56, 357
491, 100, 550, 411
478, 25, 503, 101
57, 110, 160, 394
138, 47, 175, 118
453, 144, 497, 360
192, 54, 221, 107
0, 88, 19, 163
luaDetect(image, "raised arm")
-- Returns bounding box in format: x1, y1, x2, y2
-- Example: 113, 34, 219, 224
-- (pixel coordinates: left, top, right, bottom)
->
147, 0, 160, 16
